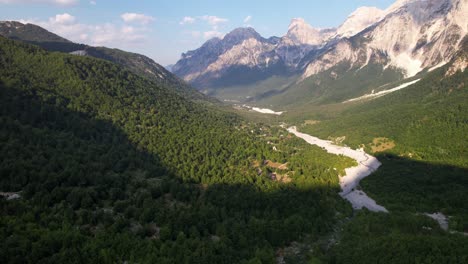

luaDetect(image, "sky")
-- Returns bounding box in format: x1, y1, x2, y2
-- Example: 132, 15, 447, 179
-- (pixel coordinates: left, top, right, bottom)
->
0, 0, 395, 65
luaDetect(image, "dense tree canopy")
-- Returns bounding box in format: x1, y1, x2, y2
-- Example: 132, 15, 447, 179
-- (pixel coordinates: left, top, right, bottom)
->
0, 36, 355, 263
299, 53, 468, 262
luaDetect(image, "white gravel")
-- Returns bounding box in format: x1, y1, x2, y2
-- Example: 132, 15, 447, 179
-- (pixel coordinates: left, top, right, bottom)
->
251, 107, 283, 115
239, 104, 284, 115
0, 192, 21, 200
425, 212, 449, 231
288, 126, 388, 212
345, 79, 421, 102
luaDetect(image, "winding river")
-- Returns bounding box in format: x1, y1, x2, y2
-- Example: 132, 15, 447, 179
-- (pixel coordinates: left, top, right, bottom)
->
288, 126, 388, 212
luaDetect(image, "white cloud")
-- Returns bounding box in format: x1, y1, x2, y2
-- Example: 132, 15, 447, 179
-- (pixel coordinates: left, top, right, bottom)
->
54, 0, 75, 4
0, 0, 78, 5
200, 15, 227, 37
200, 15, 228, 27
90, 23, 145, 45
181, 15, 228, 40
179, 16, 195, 25
20, 13, 149, 47
179, 15, 228, 27
50, 13, 76, 24
203, 30, 223, 39
89, 0, 95, 5
121, 13, 155, 25
243, 15, 252, 23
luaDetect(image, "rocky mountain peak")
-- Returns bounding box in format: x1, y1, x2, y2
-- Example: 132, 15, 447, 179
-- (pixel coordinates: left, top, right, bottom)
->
301, 0, 466, 80
336, 6, 385, 37
285, 18, 323, 46
223, 27, 263, 44
385, 0, 452, 18
288, 18, 314, 31
173, 0, 466, 92
203, 37, 221, 46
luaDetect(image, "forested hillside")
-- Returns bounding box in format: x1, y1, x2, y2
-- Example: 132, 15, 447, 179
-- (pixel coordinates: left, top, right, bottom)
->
301, 61, 468, 201
298, 50, 468, 262
0, 36, 357, 263
260, 62, 403, 107
0, 21, 206, 101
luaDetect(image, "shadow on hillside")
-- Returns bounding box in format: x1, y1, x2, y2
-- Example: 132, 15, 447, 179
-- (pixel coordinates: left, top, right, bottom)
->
19, 40, 87, 53
0, 81, 166, 194
363, 153, 468, 230
0, 78, 350, 263
4, 77, 468, 262
0, 74, 351, 249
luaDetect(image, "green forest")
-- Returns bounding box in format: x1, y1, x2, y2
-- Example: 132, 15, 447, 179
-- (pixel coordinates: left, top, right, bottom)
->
0, 36, 359, 263
0, 21, 206, 101
301, 64, 468, 221
1, 20, 468, 263
297, 53, 468, 262
330, 211, 468, 263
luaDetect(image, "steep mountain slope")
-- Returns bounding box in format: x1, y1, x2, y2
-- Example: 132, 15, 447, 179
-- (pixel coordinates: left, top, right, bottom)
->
258, 0, 467, 106
302, 46, 468, 223
261, 60, 403, 106
0, 36, 359, 263
302, 0, 467, 79
0, 20, 70, 43
172, 19, 334, 91
299, 46, 468, 263
0, 21, 206, 100
173, 0, 466, 105
172, 7, 390, 93
275, 18, 335, 68
172, 27, 288, 89
335, 7, 385, 38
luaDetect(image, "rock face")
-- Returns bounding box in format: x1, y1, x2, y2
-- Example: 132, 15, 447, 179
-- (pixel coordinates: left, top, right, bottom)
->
172, 27, 284, 88
335, 7, 386, 38
275, 18, 336, 68
302, 0, 467, 79
173, 0, 467, 90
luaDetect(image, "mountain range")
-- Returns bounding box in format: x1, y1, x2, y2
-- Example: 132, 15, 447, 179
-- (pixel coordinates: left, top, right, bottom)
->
172, 0, 467, 103
0, 0, 467, 262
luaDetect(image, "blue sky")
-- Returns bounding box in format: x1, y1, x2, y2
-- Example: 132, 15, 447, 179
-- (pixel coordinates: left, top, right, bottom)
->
0, 0, 395, 65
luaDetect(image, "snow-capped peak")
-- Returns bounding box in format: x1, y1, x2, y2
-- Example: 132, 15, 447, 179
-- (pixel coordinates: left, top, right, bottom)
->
336, 6, 385, 38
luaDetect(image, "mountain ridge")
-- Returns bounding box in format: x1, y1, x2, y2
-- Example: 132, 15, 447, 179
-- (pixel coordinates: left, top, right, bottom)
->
0, 20, 209, 101
172, 0, 467, 103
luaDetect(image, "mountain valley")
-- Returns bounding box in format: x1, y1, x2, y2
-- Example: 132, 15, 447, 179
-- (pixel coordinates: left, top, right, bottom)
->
1, 0, 467, 263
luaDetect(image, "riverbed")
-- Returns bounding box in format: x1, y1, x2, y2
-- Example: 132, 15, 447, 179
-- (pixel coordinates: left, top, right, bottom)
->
288, 126, 388, 212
